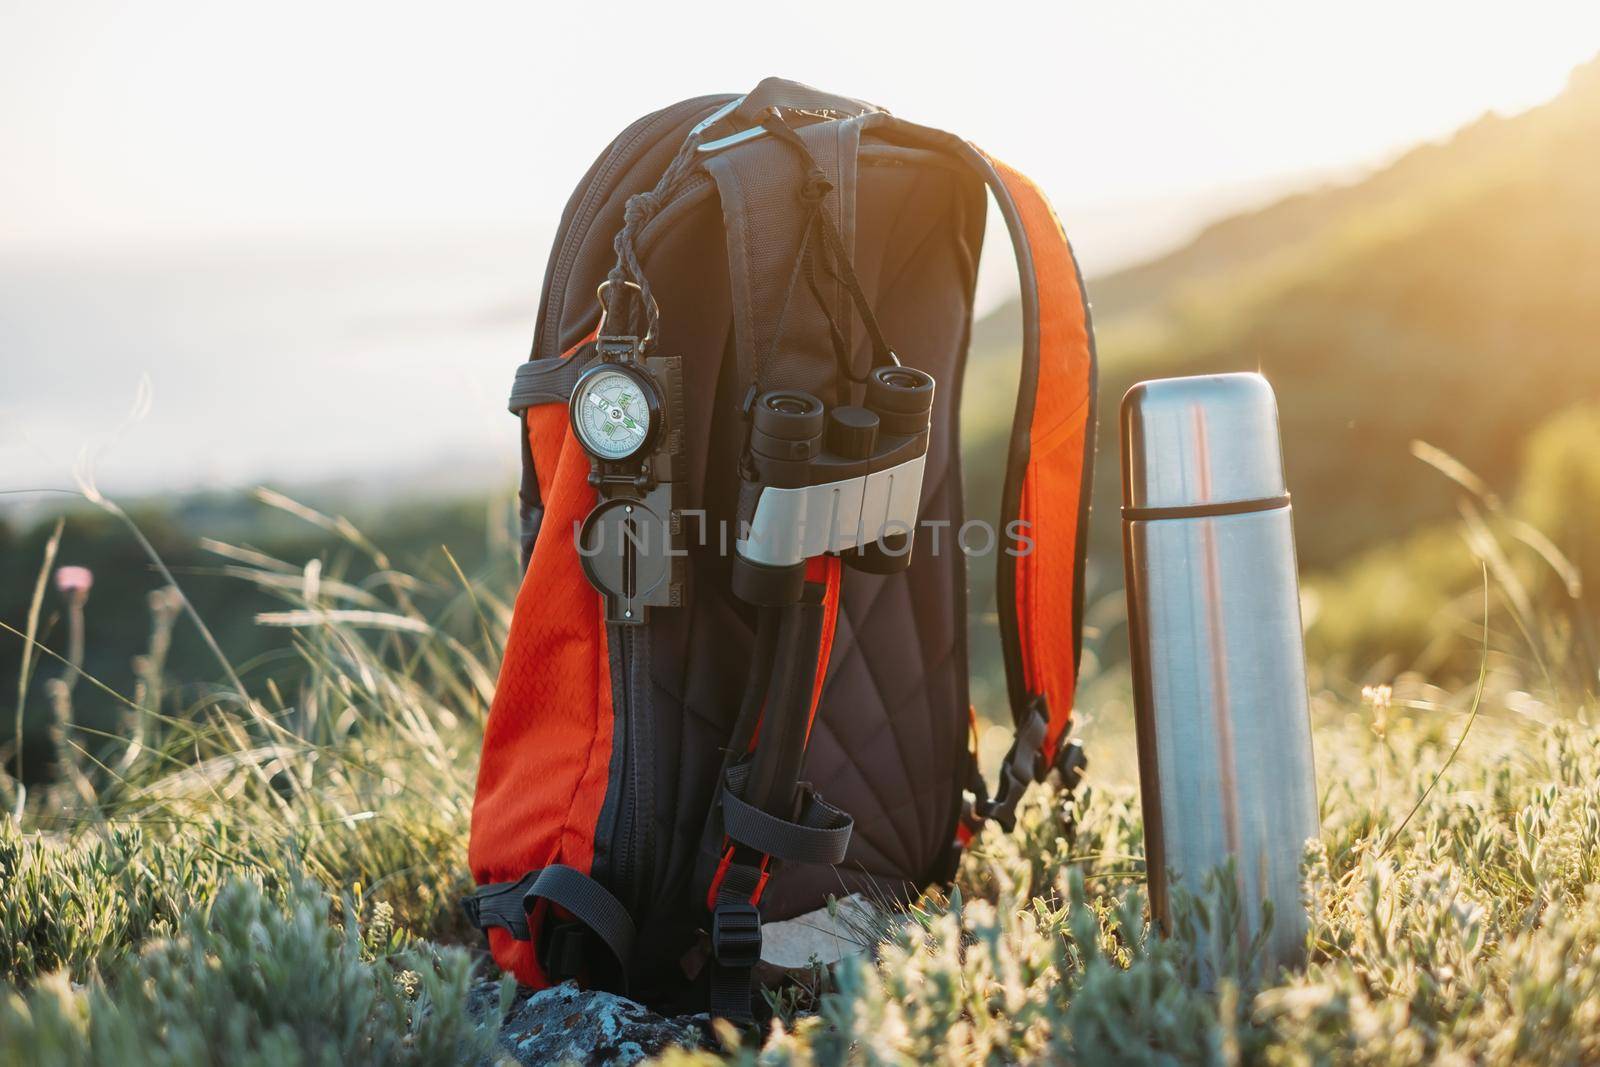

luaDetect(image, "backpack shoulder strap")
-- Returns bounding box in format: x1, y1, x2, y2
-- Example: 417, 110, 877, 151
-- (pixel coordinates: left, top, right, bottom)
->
711, 106, 1097, 831
698, 85, 880, 403
954, 144, 1098, 829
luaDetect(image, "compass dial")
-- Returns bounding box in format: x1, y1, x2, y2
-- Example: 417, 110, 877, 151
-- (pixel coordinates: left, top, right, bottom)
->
570, 366, 658, 462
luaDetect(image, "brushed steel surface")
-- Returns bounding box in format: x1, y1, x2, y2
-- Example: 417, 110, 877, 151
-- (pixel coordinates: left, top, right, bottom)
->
1122, 372, 1287, 509
1121, 373, 1319, 976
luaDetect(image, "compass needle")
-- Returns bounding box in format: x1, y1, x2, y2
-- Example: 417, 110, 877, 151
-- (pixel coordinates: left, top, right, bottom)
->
571, 363, 660, 463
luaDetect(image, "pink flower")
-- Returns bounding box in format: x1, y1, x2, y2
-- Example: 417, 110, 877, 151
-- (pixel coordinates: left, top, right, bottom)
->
55, 566, 94, 597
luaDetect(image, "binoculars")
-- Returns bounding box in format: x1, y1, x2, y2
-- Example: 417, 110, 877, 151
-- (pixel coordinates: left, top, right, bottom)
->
733, 364, 936, 605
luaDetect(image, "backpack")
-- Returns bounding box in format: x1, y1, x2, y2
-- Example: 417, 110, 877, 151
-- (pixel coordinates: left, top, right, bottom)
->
464, 78, 1097, 1022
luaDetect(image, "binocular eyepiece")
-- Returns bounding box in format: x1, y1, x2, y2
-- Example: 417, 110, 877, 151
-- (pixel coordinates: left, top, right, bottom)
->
748, 365, 935, 462
734, 365, 936, 605
748, 389, 827, 463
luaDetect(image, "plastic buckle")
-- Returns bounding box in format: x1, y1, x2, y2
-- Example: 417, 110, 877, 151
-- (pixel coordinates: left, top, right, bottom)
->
964, 700, 1088, 840
1051, 737, 1089, 793
541, 922, 589, 981
711, 902, 762, 969
983, 699, 1051, 833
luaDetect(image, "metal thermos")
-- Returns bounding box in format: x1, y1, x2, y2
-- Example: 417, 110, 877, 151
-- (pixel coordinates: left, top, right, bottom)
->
1120, 372, 1319, 973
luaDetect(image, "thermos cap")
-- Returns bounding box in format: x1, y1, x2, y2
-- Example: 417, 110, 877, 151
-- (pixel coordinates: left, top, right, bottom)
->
1120, 372, 1286, 511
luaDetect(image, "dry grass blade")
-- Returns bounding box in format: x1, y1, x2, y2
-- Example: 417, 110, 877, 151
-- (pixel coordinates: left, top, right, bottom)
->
227, 569, 386, 609
79, 494, 252, 704
254, 610, 432, 634
440, 544, 495, 655
1411, 438, 1502, 510
10, 518, 64, 819
1506, 517, 1583, 600
199, 538, 300, 574
1380, 564, 1490, 854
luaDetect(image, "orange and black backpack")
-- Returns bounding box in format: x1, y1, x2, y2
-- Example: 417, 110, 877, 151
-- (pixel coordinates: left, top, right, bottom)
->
465, 78, 1096, 1022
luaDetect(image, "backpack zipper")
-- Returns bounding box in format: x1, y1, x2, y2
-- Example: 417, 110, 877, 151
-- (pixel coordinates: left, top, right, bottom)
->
611, 624, 654, 916
548, 95, 729, 937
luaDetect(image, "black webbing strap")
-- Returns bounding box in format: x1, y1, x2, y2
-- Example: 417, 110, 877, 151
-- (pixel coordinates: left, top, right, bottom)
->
721, 761, 852, 865
524, 864, 636, 974
708, 858, 765, 1024
461, 864, 636, 983
507, 347, 598, 412
705, 585, 850, 1027
701, 107, 865, 401
755, 108, 898, 387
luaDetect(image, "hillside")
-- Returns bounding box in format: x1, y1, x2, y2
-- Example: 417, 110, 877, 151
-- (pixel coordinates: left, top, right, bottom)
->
0, 490, 513, 783
965, 55, 1600, 592
7, 52, 1600, 1067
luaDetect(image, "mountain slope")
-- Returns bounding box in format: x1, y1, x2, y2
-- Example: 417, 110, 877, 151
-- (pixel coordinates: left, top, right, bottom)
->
964, 55, 1600, 585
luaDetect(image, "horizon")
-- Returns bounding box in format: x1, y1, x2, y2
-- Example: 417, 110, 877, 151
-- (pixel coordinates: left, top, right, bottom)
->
3, 3, 1599, 499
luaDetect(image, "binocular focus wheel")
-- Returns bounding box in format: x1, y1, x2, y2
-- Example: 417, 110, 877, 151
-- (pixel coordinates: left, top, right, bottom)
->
865, 365, 935, 416
752, 390, 826, 442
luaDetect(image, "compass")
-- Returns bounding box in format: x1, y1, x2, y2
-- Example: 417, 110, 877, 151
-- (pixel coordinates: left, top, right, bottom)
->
569, 364, 660, 463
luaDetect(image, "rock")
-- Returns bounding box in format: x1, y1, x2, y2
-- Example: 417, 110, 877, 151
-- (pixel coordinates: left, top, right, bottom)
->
495, 981, 698, 1066
460, 899, 880, 1064
464, 974, 523, 1024
759, 893, 880, 970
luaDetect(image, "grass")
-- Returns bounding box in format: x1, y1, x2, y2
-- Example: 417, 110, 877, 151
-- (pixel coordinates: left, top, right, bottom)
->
0, 478, 1597, 1065
704, 702, 1600, 1064
0, 875, 507, 1066
0, 487, 507, 973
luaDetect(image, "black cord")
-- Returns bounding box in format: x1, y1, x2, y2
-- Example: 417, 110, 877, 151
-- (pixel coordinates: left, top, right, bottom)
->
605, 125, 706, 342
756, 107, 900, 387
606, 104, 901, 389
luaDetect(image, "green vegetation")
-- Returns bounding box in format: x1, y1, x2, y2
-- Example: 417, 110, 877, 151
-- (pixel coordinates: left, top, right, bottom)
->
0, 455, 1596, 1062
1083, 57, 1600, 575
4, 52, 1600, 1067
0, 492, 517, 1060
699, 716, 1600, 1065
1309, 404, 1600, 687
1, 876, 506, 1066
1, 491, 507, 955
961, 58, 1600, 617
0, 488, 507, 785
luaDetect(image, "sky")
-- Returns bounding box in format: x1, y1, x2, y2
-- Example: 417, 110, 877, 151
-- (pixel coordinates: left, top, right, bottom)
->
5, 0, 1599, 247
2, 0, 1599, 496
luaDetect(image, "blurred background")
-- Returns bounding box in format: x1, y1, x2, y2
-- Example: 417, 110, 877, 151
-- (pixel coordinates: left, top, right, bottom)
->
5, 0, 1600, 784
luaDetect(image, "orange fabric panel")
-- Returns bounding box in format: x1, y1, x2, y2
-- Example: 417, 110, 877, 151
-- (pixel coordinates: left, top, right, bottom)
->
803, 555, 843, 744
985, 155, 1094, 761
527, 405, 566, 504
471, 328, 610, 988
526, 328, 599, 500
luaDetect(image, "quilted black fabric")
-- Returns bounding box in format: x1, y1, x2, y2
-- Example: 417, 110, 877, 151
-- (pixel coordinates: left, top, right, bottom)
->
626, 146, 987, 924
762, 151, 987, 916
536, 118, 990, 1003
